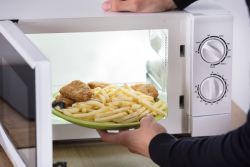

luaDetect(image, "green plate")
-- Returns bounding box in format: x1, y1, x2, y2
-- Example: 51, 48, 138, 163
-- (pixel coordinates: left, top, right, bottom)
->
52, 108, 167, 130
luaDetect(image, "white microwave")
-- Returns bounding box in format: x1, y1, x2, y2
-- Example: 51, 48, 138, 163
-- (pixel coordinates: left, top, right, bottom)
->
0, 0, 233, 166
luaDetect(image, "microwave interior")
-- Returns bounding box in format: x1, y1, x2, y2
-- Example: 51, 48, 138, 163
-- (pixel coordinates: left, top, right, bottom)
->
28, 29, 169, 129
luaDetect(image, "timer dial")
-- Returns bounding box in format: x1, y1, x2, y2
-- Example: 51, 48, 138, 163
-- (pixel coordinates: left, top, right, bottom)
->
199, 37, 227, 64
199, 75, 226, 103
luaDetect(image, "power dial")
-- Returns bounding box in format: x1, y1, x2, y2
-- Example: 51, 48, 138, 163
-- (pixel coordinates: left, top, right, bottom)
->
199, 37, 228, 64
198, 75, 227, 103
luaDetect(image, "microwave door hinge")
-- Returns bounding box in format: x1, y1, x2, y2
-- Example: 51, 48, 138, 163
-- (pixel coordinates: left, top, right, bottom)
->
53, 161, 67, 167
0, 19, 19, 23
11, 19, 19, 23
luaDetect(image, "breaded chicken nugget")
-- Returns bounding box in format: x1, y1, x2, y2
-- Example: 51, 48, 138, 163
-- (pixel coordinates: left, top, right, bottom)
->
131, 84, 159, 98
60, 80, 92, 102
88, 81, 110, 89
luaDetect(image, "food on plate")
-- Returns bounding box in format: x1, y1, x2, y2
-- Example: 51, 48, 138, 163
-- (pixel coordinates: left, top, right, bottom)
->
52, 95, 74, 109
53, 81, 167, 125
131, 83, 159, 99
59, 80, 92, 102
88, 81, 110, 89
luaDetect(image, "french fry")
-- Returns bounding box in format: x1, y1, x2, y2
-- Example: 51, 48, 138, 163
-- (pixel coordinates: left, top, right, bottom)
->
95, 107, 130, 118
136, 91, 154, 102
97, 94, 106, 104
61, 110, 73, 116
72, 107, 105, 118
109, 101, 134, 107
131, 104, 142, 110
95, 112, 128, 122
122, 116, 140, 123
138, 110, 151, 120
93, 87, 110, 104
114, 107, 146, 123
61, 107, 80, 114
100, 89, 109, 102
85, 100, 104, 108
139, 98, 166, 116
72, 102, 91, 110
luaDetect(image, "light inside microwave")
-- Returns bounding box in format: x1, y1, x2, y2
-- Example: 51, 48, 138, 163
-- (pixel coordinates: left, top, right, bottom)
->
27, 29, 168, 124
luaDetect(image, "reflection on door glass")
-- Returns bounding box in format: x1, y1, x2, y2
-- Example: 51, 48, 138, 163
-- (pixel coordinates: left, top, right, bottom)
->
28, 29, 168, 99
0, 33, 36, 167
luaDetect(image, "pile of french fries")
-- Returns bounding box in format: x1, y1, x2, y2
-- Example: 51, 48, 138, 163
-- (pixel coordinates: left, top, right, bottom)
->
55, 84, 167, 124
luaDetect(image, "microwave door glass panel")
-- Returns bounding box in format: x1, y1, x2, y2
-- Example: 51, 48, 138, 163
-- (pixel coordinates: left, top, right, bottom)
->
28, 29, 168, 92
28, 29, 168, 123
0, 33, 36, 167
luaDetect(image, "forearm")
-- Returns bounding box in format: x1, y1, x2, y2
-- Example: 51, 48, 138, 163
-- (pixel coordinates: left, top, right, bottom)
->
149, 113, 250, 167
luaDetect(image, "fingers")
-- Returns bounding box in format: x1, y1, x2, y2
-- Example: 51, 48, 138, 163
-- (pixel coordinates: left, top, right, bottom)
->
102, 0, 137, 12
140, 115, 167, 133
140, 115, 155, 127
98, 130, 128, 144
102, 0, 177, 13
98, 130, 117, 143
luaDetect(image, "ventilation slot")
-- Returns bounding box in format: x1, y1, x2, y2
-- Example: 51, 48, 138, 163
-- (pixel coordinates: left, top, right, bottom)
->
179, 95, 184, 109
180, 45, 185, 57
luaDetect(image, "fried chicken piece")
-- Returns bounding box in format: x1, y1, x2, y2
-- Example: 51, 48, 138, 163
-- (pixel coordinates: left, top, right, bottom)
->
88, 81, 110, 89
59, 80, 92, 102
52, 94, 74, 108
131, 84, 159, 98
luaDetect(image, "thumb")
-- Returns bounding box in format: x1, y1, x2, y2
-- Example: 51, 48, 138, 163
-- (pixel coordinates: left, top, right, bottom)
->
140, 115, 155, 128
102, 0, 111, 11
104, 0, 133, 12
97, 130, 119, 143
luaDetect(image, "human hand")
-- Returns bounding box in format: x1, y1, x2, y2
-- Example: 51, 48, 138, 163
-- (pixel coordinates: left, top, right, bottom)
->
98, 115, 166, 157
102, 0, 177, 13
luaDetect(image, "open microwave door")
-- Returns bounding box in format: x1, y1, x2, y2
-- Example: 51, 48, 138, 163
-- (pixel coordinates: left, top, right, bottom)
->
0, 21, 52, 167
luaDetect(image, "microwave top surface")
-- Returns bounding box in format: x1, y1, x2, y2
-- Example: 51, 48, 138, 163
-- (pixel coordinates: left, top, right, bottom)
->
0, 0, 230, 20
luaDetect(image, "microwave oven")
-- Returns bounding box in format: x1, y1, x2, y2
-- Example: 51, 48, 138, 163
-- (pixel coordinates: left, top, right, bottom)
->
0, 0, 233, 166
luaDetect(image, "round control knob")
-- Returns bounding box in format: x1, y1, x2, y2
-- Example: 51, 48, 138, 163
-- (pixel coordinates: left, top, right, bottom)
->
200, 37, 227, 64
199, 75, 226, 103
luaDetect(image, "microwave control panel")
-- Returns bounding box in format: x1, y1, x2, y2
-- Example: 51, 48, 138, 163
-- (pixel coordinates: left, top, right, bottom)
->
194, 35, 231, 105
195, 35, 231, 104
191, 14, 233, 117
